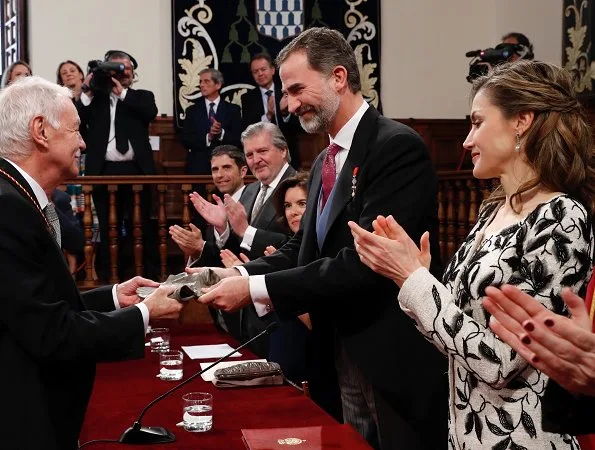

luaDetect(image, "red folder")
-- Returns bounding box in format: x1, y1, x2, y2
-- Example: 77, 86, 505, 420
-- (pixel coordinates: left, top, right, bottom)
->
241, 424, 372, 449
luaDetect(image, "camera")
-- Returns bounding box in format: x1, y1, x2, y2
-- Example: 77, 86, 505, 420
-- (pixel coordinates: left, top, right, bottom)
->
465, 43, 532, 83
86, 60, 125, 94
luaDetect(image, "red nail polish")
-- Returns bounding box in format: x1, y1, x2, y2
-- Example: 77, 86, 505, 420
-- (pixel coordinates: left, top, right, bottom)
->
531, 355, 540, 364
544, 318, 554, 327
521, 335, 531, 345
523, 321, 535, 332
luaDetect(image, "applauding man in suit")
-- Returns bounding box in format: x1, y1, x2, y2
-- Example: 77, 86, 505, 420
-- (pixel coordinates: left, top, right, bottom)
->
196, 28, 447, 449
182, 68, 242, 175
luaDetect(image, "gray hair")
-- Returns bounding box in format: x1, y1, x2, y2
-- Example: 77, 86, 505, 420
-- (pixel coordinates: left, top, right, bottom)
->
240, 122, 291, 163
199, 68, 224, 86
276, 27, 361, 93
0, 76, 72, 159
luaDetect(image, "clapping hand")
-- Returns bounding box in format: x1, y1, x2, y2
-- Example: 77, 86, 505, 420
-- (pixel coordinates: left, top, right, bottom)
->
224, 194, 249, 237
189, 192, 227, 232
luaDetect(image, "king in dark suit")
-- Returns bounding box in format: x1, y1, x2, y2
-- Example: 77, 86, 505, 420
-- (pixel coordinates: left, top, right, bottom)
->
197, 28, 448, 449
0, 76, 182, 450
182, 68, 242, 175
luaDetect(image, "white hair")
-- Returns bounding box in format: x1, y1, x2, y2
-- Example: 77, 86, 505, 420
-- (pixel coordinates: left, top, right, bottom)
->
0, 76, 72, 160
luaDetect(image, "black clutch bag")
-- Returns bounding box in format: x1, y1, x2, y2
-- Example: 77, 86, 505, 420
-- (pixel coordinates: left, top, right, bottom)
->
213, 361, 284, 388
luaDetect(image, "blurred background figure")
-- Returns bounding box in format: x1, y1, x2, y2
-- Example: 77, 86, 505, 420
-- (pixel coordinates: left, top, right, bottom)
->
57, 60, 85, 101
0, 60, 31, 88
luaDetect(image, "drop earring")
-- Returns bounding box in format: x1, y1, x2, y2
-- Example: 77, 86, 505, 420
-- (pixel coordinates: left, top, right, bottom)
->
515, 132, 521, 152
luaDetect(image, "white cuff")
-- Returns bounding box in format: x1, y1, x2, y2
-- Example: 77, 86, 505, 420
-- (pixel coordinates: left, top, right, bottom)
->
119, 88, 128, 100
112, 285, 120, 310
236, 265, 249, 276
135, 303, 150, 332
240, 225, 257, 251
80, 92, 92, 106
249, 275, 273, 317
215, 223, 230, 249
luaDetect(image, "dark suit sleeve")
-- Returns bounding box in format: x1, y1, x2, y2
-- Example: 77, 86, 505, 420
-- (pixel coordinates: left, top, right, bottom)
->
0, 194, 145, 363
221, 104, 242, 148
181, 104, 206, 150
120, 89, 158, 124
541, 380, 595, 435
248, 130, 438, 317
249, 229, 290, 258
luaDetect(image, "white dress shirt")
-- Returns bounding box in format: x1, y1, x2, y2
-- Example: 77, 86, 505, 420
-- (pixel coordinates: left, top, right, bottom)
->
81, 89, 135, 161
240, 100, 370, 316
4, 159, 149, 328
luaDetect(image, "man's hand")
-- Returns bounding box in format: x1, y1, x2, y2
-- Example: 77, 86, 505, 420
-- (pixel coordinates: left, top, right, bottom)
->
116, 276, 160, 308
224, 194, 249, 237
111, 77, 124, 97
264, 245, 277, 256
198, 276, 252, 313
189, 192, 227, 230
169, 223, 204, 259
208, 118, 222, 141
185, 266, 241, 280
141, 285, 184, 319
220, 249, 250, 268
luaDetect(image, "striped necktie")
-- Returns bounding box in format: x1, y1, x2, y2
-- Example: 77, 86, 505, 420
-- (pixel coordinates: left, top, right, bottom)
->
44, 202, 61, 247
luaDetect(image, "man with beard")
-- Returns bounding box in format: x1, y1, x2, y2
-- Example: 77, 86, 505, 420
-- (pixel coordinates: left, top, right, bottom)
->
193, 28, 448, 450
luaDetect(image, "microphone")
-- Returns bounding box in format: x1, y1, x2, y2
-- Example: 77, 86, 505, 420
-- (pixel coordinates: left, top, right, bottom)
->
119, 321, 280, 444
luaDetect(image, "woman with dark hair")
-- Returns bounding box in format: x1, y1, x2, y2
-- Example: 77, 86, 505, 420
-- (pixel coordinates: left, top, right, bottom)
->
0, 60, 31, 88
56, 60, 85, 101
220, 171, 309, 265
350, 60, 594, 449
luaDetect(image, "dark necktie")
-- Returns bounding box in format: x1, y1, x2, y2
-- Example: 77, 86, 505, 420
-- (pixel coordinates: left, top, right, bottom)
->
114, 96, 128, 154
321, 143, 342, 209
44, 202, 61, 247
251, 184, 269, 224
209, 102, 216, 123
265, 90, 276, 124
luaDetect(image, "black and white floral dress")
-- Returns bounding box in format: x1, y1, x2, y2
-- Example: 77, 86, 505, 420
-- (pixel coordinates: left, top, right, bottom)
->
398, 195, 594, 450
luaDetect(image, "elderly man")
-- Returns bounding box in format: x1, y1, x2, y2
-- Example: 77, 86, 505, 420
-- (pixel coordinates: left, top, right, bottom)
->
195, 28, 447, 449
190, 122, 296, 358
0, 76, 183, 450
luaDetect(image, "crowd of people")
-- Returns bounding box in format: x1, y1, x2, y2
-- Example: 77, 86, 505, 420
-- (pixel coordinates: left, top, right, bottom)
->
0, 26, 593, 450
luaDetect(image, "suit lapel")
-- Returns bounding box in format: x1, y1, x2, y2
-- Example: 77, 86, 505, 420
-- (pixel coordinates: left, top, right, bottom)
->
0, 158, 40, 209
250, 166, 296, 226
323, 106, 379, 236
301, 154, 323, 257
241, 182, 260, 222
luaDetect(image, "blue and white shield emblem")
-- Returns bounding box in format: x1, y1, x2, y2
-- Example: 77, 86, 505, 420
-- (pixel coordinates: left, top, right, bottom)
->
256, 0, 304, 41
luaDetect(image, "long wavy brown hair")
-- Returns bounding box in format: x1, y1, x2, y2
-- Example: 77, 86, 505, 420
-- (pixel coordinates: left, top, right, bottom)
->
471, 60, 595, 217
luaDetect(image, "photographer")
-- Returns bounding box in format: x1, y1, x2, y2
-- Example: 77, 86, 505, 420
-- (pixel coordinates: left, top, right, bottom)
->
466, 32, 534, 82
77, 50, 158, 281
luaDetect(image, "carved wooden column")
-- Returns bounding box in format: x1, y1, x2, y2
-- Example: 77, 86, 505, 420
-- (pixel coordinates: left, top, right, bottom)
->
108, 185, 119, 284
81, 185, 97, 289
157, 184, 168, 281
445, 181, 456, 261
455, 180, 468, 249
438, 181, 446, 263
132, 184, 144, 277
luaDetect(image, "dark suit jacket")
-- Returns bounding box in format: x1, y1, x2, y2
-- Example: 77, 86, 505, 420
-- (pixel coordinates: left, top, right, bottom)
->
241, 81, 304, 168
76, 88, 158, 175
242, 107, 448, 449
0, 158, 146, 450
182, 97, 242, 174
542, 380, 595, 435
53, 189, 84, 254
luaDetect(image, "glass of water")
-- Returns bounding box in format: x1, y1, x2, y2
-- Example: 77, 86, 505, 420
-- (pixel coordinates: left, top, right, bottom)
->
159, 350, 183, 381
182, 392, 213, 432
148, 327, 170, 353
